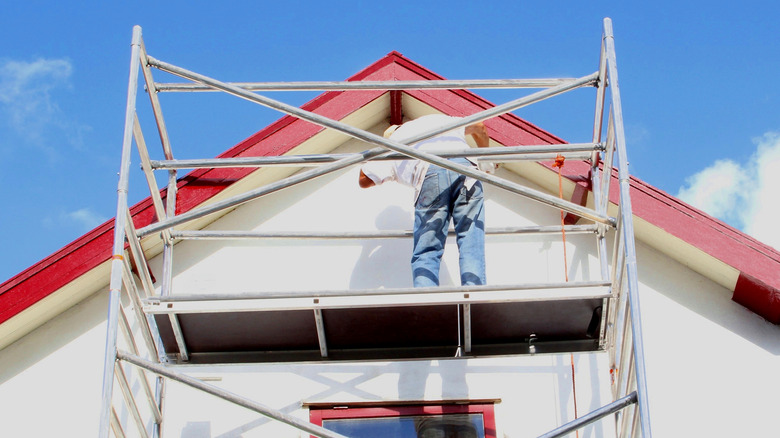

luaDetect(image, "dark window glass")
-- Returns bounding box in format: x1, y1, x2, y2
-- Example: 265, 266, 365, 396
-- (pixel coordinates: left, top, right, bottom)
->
323, 413, 484, 438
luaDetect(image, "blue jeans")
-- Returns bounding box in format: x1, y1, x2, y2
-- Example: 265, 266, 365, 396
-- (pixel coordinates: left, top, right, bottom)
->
412, 158, 486, 287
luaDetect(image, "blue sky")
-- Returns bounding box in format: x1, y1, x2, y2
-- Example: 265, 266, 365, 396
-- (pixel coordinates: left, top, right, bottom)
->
1, 1, 779, 283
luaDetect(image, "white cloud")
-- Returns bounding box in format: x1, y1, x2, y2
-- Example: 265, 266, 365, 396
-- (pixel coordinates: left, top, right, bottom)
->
677, 132, 780, 250
740, 132, 780, 249
677, 159, 748, 224
0, 58, 71, 123
64, 208, 108, 232
0, 57, 88, 156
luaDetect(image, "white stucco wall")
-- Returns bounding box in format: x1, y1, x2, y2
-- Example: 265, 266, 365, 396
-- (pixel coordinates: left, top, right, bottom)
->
158, 353, 610, 438
156, 139, 600, 296
146, 138, 613, 437
636, 240, 780, 436
0, 289, 108, 436
0, 137, 778, 437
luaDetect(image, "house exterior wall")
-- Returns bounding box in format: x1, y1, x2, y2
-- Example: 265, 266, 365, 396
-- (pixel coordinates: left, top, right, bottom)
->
159, 354, 610, 438
156, 139, 600, 296
636, 240, 780, 437
0, 138, 778, 436
0, 288, 108, 436
141, 138, 613, 437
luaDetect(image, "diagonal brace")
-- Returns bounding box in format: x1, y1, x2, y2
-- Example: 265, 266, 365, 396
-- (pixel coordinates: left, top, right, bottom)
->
137, 57, 610, 237
117, 351, 349, 438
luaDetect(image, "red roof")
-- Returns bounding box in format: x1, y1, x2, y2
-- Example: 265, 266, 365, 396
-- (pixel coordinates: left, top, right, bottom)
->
1, 51, 778, 328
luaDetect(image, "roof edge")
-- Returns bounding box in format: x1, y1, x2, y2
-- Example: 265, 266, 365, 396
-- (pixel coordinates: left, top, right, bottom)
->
734, 273, 780, 324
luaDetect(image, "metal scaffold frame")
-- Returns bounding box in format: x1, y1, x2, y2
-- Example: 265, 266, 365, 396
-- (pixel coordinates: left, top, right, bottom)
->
99, 17, 651, 438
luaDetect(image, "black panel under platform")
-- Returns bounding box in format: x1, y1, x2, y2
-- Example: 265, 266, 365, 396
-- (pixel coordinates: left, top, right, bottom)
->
154, 299, 603, 364
468, 300, 603, 356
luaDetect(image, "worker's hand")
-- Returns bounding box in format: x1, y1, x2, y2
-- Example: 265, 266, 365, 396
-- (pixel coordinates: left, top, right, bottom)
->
466, 122, 489, 148
358, 170, 376, 188
478, 161, 497, 174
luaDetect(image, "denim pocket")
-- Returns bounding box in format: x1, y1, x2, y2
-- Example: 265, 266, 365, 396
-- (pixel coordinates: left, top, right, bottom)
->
462, 180, 484, 201
416, 172, 439, 208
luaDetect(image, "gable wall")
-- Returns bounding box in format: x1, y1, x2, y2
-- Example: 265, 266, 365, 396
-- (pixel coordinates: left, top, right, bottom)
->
150, 132, 601, 296
147, 133, 614, 437
636, 240, 780, 437
0, 290, 108, 436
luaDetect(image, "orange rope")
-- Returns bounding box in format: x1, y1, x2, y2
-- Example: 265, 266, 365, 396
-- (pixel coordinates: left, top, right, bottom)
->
553, 154, 578, 435
552, 155, 569, 282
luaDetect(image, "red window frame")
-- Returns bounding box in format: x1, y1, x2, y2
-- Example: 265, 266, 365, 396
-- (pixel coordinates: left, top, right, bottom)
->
310, 403, 497, 438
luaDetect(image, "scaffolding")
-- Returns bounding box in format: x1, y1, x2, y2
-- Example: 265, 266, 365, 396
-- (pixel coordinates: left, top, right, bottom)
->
99, 17, 651, 438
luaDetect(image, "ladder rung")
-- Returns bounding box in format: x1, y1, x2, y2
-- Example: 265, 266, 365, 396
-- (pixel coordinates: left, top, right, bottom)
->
154, 78, 584, 93
149, 143, 603, 170
172, 225, 599, 241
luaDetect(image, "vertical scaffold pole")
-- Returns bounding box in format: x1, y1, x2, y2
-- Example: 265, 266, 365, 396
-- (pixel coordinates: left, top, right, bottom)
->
99, 25, 143, 438
603, 17, 652, 437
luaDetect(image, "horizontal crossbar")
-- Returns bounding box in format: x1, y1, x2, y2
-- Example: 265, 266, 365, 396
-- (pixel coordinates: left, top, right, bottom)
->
143, 281, 612, 314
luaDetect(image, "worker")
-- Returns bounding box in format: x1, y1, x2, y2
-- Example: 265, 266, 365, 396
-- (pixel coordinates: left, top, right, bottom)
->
358, 114, 492, 288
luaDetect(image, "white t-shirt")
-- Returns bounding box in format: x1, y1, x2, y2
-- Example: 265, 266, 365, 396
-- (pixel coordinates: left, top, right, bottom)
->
361, 114, 476, 201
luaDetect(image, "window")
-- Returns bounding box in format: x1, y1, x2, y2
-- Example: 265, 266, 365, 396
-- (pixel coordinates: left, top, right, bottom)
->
310, 403, 496, 438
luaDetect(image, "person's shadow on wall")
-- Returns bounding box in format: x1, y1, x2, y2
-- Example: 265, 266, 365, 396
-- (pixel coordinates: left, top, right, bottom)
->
350, 205, 414, 289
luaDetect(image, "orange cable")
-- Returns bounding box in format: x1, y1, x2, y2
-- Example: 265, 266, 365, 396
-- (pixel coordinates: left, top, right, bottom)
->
553, 154, 578, 436
552, 155, 569, 282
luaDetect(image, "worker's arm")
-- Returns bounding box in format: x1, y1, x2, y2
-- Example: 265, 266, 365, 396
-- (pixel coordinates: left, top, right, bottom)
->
358, 170, 376, 188
466, 121, 497, 173
465, 122, 489, 148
